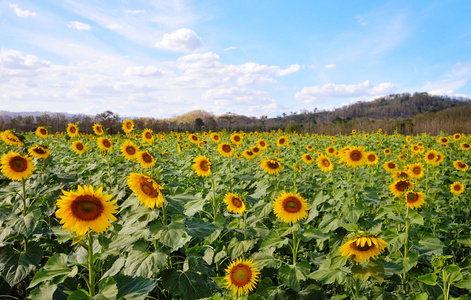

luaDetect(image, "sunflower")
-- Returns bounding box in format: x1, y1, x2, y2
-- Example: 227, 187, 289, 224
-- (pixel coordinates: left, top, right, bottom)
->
434, 152, 445, 165
142, 129, 154, 145
343, 146, 367, 167
224, 258, 260, 297
450, 182, 465, 195
55, 185, 118, 236
392, 171, 409, 180
192, 155, 211, 177
404, 191, 426, 209
260, 158, 283, 175
365, 152, 379, 165
72, 141, 87, 154
35, 126, 48, 138
340, 235, 388, 263
122, 119, 134, 134
276, 136, 288, 147
453, 160, 469, 172
424, 150, 440, 165
453, 133, 462, 141
293, 162, 302, 172
121, 140, 139, 160
1, 130, 23, 146
438, 137, 449, 146
405, 136, 412, 143
188, 134, 199, 144
351, 129, 357, 134
127, 173, 164, 209
224, 192, 246, 214
326, 146, 337, 156
137, 151, 156, 168
210, 132, 221, 143
389, 180, 414, 197
230, 133, 243, 146
383, 161, 398, 172
301, 153, 314, 164
273, 191, 309, 223
93, 123, 104, 135
251, 146, 261, 155
306, 145, 313, 151
242, 149, 255, 159
28, 145, 50, 160
1, 151, 35, 181
407, 162, 425, 179
411, 144, 420, 153
218, 143, 234, 157
97, 137, 113, 151
317, 154, 333, 172
383, 148, 391, 155
460, 142, 471, 151
257, 139, 268, 150
66, 123, 79, 138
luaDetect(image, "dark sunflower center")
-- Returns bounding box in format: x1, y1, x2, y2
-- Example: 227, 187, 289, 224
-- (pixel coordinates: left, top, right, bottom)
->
71, 195, 104, 221
328, 148, 334, 153
252, 147, 260, 153
139, 178, 159, 197
103, 140, 111, 148
246, 151, 253, 156
126, 123, 132, 129
260, 141, 266, 147
214, 135, 219, 140
396, 181, 409, 192
126, 146, 136, 155
234, 136, 241, 142
413, 167, 421, 174
34, 147, 47, 155
222, 145, 231, 152
40, 129, 47, 135
279, 139, 285, 144
458, 162, 466, 168
367, 154, 376, 162
464, 144, 470, 149
350, 150, 362, 161
322, 159, 330, 167
76, 143, 84, 150
230, 264, 252, 287
454, 185, 461, 191
10, 156, 27, 172
427, 154, 435, 160
435, 155, 441, 162
406, 193, 419, 203
351, 241, 374, 251
268, 161, 280, 169
70, 127, 76, 133
388, 163, 396, 169
192, 136, 198, 141
306, 155, 312, 161
231, 197, 243, 208
200, 161, 209, 171
142, 153, 152, 163
283, 197, 302, 213
145, 133, 152, 139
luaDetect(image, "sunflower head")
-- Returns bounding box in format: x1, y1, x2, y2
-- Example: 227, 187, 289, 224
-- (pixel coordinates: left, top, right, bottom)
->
260, 158, 283, 175
66, 123, 79, 138
142, 129, 154, 144
317, 154, 333, 172
1, 130, 24, 146
242, 149, 255, 159
224, 192, 246, 214
210, 132, 221, 143
1, 151, 35, 181
72, 141, 87, 154
230, 133, 243, 145
340, 235, 388, 263
404, 191, 426, 209
56, 185, 118, 236
93, 123, 104, 135
224, 258, 260, 297
276, 136, 287, 147
450, 182, 465, 195
273, 191, 310, 223
121, 140, 139, 160
453, 160, 469, 172
122, 119, 134, 134
343, 146, 367, 167
257, 139, 268, 150
460, 142, 471, 151
127, 173, 164, 209
188, 134, 199, 144
97, 137, 113, 151
407, 163, 424, 179
365, 152, 379, 165
301, 153, 314, 164
383, 161, 398, 172
28, 145, 51, 160
389, 180, 414, 197
383, 148, 391, 155
192, 155, 211, 177
306, 145, 313, 151
326, 146, 337, 156
137, 151, 156, 168
218, 143, 234, 157
35, 127, 48, 138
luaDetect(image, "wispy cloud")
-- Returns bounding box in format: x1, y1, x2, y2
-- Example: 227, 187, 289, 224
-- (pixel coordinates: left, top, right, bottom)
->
156, 28, 203, 52
9, 4, 37, 18
68, 21, 92, 31
324, 64, 336, 69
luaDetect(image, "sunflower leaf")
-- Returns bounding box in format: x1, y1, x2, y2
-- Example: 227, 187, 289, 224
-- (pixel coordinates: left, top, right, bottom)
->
123, 248, 168, 277
0, 242, 43, 287
278, 261, 311, 292
29, 253, 77, 288
417, 273, 437, 286
161, 269, 211, 300
114, 275, 157, 300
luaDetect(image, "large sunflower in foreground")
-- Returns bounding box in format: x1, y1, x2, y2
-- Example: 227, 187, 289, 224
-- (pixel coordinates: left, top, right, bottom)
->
137, 151, 156, 168
93, 123, 104, 135
56, 185, 118, 236
35, 126, 48, 138
389, 180, 415, 197
127, 173, 164, 209
404, 191, 426, 209
224, 192, 246, 214
66, 123, 79, 138
122, 119, 134, 134
218, 142, 234, 157
1, 151, 35, 181
450, 182, 465, 195
1, 130, 23, 146
273, 191, 309, 223
193, 155, 211, 177
72, 141, 87, 154
121, 140, 139, 160
97, 137, 113, 151
28, 145, 50, 160
260, 158, 283, 175
340, 235, 388, 263
224, 258, 260, 297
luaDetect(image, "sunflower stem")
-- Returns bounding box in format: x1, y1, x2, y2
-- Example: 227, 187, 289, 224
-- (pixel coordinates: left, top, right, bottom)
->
21, 178, 27, 216
292, 230, 298, 265
243, 212, 247, 241
211, 172, 217, 221
162, 201, 168, 226
87, 231, 96, 297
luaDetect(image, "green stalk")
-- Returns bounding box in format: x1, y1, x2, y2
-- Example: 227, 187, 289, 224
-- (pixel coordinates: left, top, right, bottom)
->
88, 232, 96, 297
243, 212, 247, 241
404, 207, 410, 259
21, 179, 27, 216
162, 201, 168, 226
292, 230, 299, 265
211, 172, 217, 221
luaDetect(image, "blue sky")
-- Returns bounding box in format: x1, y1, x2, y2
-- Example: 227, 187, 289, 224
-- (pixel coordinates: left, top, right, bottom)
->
1, 0, 470, 118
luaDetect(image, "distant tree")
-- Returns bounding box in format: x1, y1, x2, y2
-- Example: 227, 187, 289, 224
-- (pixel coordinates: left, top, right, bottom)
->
94, 111, 121, 134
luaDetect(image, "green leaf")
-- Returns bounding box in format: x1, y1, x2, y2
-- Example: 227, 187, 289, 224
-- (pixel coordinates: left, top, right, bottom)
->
351, 260, 384, 283
114, 275, 157, 300
444, 265, 462, 283
418, 237, 444, 256
229, 239, 256, 260
67, 289, 90, 300
101, 256, 125, 279
182, 195, 207, 217
123, 248, 167, 277
29, 253, 77, 288
278, 261, 311, 292
402, 251, 419, 273
301, 225, 329, 242
454, 277, 471, 290
249, 249, 277, 269
295, 284, 324, 299
8, 209, 41, 238
406, 293, 429, 300
417, 273, 438, 286
456, 235, 471, 247
28, 281, 58, 300
161, 269, 211, 300
185, 218, 217, 239
149, 215, 186, 248
0, 242, 43, 287
260, 230, 289, 250
318, 215, 341, 233
309, 268, 346, 285
98, 277, 118, 299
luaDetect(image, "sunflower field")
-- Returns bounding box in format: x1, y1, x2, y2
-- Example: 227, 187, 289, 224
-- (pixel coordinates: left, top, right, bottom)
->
1, 123, 471, 300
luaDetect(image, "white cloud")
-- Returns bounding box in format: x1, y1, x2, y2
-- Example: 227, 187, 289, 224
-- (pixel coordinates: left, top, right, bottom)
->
10, 4, 36, 18
125, 9, 145, 15
295, 80, 399, 101
123, 66, 166, 77
156, 28, 203, 52
0, 49, 50, 70
324, 64, 336, 69
225, 46, 237, 51
105, 24, 123, 30
68, 21, 92, 31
